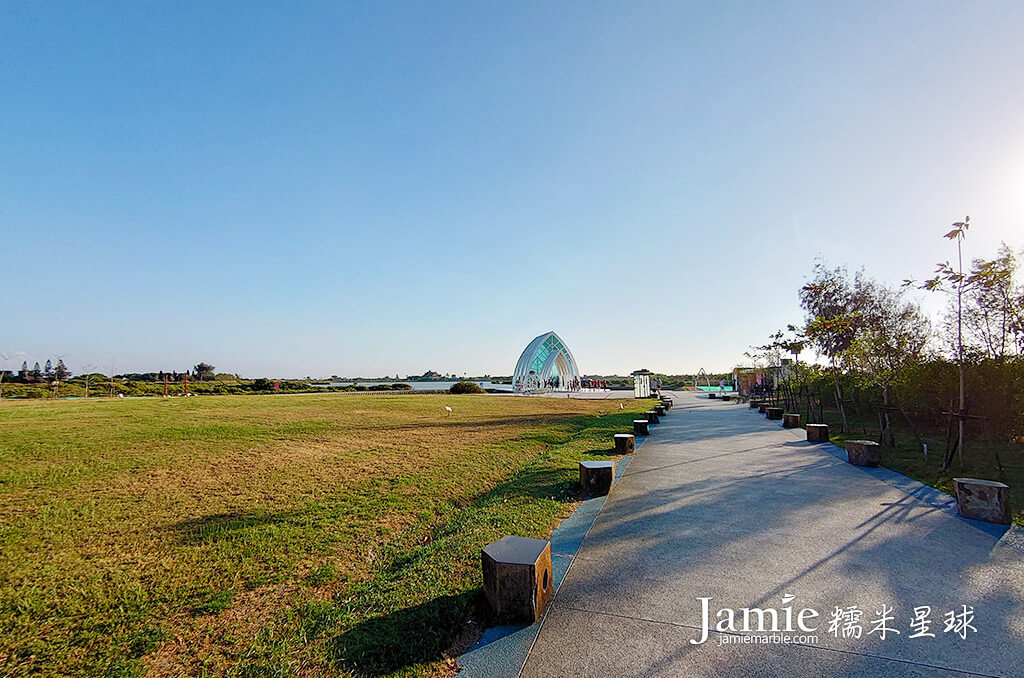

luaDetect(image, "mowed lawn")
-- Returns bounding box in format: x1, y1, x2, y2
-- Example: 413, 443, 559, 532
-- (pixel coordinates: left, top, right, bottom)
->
0, 393, 647, 677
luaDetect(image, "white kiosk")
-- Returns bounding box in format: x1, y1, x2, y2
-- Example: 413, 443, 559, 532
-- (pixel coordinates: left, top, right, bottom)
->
632, 369, 653, 399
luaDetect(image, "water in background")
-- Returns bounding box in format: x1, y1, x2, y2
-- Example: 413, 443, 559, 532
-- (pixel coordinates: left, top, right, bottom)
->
319, 381, 513, 392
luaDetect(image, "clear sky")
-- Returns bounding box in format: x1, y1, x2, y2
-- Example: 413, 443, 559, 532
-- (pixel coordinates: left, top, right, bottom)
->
3, 2, 1023, 378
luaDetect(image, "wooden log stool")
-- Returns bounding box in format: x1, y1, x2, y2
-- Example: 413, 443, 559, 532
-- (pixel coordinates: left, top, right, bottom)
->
782, 413, 801, 428
806, 423, 829, 442
614, 433, 635, 454
481, 536, 553, 623
633, 419, 650, 436
766, 407, 783, 420
845, 440, 881, 466
758, 403, 768, 413
749, 399, 762, 409
645, 410, 660, 424
708, 392, 717, 399
953, 478, 1011, 524
654, 404, 667, 416
660, 399, 672, 411
579, 460, 615, 496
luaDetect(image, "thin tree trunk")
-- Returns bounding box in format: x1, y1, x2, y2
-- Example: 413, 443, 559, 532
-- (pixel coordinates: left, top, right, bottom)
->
831, 366, 848, 433
957, 238, 967, 464
880, 385, 895, 447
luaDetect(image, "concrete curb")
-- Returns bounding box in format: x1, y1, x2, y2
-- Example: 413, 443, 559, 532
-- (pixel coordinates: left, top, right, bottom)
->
457, 434, 646, 677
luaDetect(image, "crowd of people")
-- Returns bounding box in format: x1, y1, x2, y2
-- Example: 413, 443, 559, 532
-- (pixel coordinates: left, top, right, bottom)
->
513, 375, 608, 392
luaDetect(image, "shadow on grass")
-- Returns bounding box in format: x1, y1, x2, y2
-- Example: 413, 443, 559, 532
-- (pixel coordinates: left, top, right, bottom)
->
320, 410, 642, 675
171, 511, 289, 544
327, 592, 476, 676
321, 460, 578, 674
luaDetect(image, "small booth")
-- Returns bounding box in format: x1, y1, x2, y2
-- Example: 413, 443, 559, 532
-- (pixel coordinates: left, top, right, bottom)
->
632, 369, 654, 399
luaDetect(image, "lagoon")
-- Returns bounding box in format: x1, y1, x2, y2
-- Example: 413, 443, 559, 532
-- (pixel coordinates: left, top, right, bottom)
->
319, 380, 513, 392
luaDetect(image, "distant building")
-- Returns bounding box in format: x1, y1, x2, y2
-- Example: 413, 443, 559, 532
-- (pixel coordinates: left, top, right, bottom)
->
733, 363, 794, 394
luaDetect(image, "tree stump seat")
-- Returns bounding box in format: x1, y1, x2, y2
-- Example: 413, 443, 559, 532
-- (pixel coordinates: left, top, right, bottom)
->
614, 433, 635, 454
953, 478, 1011, 524
633, 419, 650, 436
766, 407, 783, 420
654, 405, 666, 416
645, 410, 660, 424
481, 536, 553, 624
782, 413, 801, 428
579, 460, 615, 496
749, 399, 762, 409
758, 403, 768, 413
845, 440, 881, 466
806, 424, 829, 442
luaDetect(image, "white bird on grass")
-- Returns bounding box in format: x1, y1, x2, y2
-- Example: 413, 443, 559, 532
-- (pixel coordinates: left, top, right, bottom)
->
444, 406, 453, 416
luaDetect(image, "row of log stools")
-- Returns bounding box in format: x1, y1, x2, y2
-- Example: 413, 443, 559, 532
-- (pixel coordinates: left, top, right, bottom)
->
483, 397, 672, 624
750, 399, 806, 431
749, 402, 1013, 525
750, 399, 828, 442
634, 397, 671, 434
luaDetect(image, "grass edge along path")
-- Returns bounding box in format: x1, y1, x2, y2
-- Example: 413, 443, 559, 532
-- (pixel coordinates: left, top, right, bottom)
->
231, 404, 650, 677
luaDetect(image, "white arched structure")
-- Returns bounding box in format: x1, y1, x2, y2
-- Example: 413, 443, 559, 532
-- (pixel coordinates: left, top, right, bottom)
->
513, 331, 581, 393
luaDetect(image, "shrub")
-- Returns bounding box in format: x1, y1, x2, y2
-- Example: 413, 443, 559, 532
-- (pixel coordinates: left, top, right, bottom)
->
449, 381, 484, 394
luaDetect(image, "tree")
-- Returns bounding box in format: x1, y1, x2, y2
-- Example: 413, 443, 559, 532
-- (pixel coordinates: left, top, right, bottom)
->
911, 217, 976, 467
450, 381, 484, 394
745, 327, 806, 377
799, 261, 862, 432
799, 260, 931, 438
54, 359, 71, 381
777, 326, 808, 363
743, 332, 783, 370
842, 277, 930, 445
193, 363, 215, 381
32, 362, 41, 380
955, 244, 1024, 360
44, 359, 53, 378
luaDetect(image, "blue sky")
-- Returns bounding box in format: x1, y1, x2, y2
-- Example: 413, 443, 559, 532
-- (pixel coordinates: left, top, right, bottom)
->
3, 2, 1023, 378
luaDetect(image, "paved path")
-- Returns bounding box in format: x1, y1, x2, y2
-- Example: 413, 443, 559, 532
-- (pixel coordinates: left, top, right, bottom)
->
521, 392, 1024, 677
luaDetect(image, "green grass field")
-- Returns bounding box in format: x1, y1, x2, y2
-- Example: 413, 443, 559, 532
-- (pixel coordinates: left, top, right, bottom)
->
0, 393, 649, 677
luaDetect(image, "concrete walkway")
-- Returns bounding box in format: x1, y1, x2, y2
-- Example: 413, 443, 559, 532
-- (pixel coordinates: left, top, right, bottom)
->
520, 392, 1024, 677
